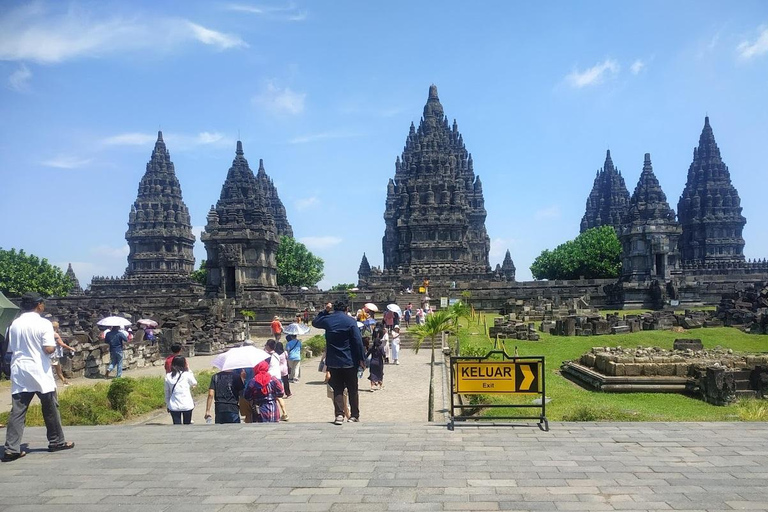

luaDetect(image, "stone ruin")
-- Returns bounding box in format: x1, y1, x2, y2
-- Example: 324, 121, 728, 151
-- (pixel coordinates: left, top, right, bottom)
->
562, 342, 768, 405
714, 281, 768, 334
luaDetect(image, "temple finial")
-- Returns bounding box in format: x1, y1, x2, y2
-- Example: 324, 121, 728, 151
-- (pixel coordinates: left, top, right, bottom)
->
429, 84, 438, 99
236, 140, 244, 156
157, 130, 164, 142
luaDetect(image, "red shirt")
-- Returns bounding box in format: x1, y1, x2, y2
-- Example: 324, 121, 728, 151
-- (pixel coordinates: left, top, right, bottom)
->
164, 355, 175, 373
270, 320, 282, 335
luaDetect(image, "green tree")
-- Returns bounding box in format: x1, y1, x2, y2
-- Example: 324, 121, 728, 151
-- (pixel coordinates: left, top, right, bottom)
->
409, 309, 456, 422
276, 236, 324, 287
530, 226, 622, 280
190, 260, 207, 285
330, 283, 356, 291
0, 248, 72, 297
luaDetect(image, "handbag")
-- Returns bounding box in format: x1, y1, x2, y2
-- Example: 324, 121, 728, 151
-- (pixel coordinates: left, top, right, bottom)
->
317, 357, 325, 372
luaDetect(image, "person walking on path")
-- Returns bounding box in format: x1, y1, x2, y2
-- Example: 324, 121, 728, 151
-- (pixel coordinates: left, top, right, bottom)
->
51, 321, 74, 386
270, 316, 283, 341
312, 300, 365, 425
367, 338, 385, 391
164, 356, 197, 425
390, 325, 401, 365
204, 369, 245, 424
164, 343, 188, 373
3, 292, 74, 462
243, 360, 284, 422
265, 340, 289, 421
276, 342, 292, 399
105, 326, 128, 378
286, 334, 302, 383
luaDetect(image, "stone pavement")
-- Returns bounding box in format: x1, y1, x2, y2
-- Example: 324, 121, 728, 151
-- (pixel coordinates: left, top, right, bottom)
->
2, 422, 768, 511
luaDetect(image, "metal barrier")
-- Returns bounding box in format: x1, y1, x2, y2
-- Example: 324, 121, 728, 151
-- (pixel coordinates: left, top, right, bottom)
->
449, 344, 548, 431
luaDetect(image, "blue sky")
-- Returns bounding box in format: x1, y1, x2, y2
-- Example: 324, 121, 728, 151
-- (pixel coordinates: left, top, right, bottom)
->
1, 1, 767, 290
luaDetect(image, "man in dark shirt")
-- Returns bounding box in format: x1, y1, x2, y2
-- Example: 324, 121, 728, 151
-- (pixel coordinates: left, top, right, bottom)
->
104, 326, 128, 378
312, 300, 365, 424
204, 370, 245, 424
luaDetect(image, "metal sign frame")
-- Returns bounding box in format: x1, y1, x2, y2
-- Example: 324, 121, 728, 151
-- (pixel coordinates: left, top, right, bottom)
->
449, 345, 548, 431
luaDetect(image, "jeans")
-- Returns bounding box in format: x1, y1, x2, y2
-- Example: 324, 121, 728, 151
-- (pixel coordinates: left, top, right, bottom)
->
170, 410, 193, 424
215, 410, 241, 424
4, 391, 66, 454
108, 350, 123, 377
288, 359, 301, 381
328, 367, 360, 420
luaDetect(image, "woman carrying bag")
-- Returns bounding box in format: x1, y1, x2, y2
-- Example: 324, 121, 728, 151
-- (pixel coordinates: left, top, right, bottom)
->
164, 356, 197, 425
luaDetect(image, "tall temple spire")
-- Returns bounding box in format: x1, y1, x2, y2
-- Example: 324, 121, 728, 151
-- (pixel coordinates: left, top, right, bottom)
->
254, 158, 293, 238
580, 149, 630, 233
381, 85, 491, 279
500, 250, 516, 281
65, 263, 84, 296
125, 130, 195, 277
677, 116, 746, 263
201, 141, 279, 299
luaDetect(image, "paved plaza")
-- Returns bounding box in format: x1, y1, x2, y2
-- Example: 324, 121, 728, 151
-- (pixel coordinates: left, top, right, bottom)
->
2, 421, 768, 511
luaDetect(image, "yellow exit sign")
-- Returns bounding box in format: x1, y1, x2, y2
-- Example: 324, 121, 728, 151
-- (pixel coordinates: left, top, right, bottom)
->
455, 361, 540, 394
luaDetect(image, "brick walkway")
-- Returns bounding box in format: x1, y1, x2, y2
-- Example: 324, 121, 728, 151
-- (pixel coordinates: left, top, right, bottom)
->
2, 422, 768, 510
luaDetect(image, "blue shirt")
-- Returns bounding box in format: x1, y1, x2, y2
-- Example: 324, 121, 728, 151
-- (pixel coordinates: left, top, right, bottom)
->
312, 310, 364, 369
105, 330, 128, 352
286, 338, 302, 361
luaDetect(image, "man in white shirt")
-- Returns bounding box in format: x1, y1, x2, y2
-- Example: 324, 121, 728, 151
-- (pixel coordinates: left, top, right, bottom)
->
3, 293, 74, 462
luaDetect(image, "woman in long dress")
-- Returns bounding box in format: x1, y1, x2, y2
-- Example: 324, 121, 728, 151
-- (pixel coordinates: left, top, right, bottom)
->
390, 325, 401, 365
244, 360, 285, 422
367, 339, 385, 391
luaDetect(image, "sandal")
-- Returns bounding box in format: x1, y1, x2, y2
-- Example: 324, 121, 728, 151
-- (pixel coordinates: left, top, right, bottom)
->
2, 451, 26, 462
48, 442, 75, 452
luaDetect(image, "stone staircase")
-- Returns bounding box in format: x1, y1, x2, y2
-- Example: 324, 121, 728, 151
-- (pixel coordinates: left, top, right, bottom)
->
734, 369, 759, 399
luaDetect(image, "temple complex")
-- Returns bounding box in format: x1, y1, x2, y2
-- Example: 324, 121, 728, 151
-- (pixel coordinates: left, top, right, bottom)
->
677, 117, 746, 264
370, 85, 500, 289
256, 159, 293, 238
496, 250, 516, 281
65, 263, 83, 296
201, 141, 282, 302
580, 150, 630, 233
619, 153, 682, 282
125, 131, 196, 278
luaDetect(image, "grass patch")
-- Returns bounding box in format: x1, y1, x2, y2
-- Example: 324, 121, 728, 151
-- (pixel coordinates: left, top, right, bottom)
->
449, 313, 768, 422
0, 371, 214, 426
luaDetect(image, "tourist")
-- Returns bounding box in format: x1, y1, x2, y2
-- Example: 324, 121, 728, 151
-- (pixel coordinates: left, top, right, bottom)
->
303, 308, 310, 324
383, 309, 395, 334
286, 333, 302, 383
275, 341, 292, 399
105, 325, 128, 378
51, 321, 74, 386
164, 343, 188, 373
3, 292, 74, 462
404, 305, 412, 328
265, 340, 289, 420
312, 300, 365, 425
244, 360, 284, 422
270, 315, 283, 341
416, 308, 425, 325
295, 313, 302, 325
204, 369, 245, 424
367, 338, 385, 391
391, 325, 401, 365
164, 356, 197, 425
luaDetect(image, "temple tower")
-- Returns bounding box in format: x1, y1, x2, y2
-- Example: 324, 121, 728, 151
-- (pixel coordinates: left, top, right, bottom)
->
619, 153, 682, 281
255, 159, 294, 238
125, 131, 195, 277
580, 150, 630, 233
65, 263, 84, 296
677, 117, 746, 264
382, 85, 491, 278
201, 141, 279, 299
500, 250, 516, 281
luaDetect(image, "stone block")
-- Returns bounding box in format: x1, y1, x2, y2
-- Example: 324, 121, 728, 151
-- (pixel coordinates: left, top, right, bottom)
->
611, 325, 630, 334
641, 363, 658, 376
593, 320, 611, 335
605, 361, 618, 376
656, 363, 675, 376
624, 364, 641, 376
673, 339, 703, 351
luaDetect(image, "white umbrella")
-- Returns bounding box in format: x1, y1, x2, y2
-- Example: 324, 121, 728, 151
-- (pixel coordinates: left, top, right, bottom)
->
137, 319, 158, 328
386, 304, 402, 315
356, 321, 364, 329
364, 302, 379, 312
211, 346, 270, 371
283, 323, 310, 336
97, 316, 132, 328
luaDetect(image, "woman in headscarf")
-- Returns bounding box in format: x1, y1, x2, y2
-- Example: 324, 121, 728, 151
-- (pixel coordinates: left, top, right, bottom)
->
366, 338, 385, 391
244, 360, 285, 422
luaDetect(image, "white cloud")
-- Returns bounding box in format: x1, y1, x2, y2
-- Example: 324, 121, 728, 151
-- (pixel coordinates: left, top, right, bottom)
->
299, 236, 342, 250
103, 133, 157, 146
489, 237, 518, 261
0, 3, 247, 64
8, 63, 31, 91
40, 155, 93, 169
737, 26, 768, 61
195, 132, 225, 145
294, 196, 319, 211
102, 131, 231, 150
630, 59, 645, 75
253, 82, 305, 115
91, 244, 129, 259
565, 59, 620, 88
225, 3, 307, 21
186, 22, 248, 50
289, 131, 357, 144
534, 206, 561, 221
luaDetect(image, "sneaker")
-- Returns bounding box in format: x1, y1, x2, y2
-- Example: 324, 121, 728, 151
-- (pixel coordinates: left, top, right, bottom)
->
349, 417, 359, 423
334, 415, 344, 425
395, 361, 400, 365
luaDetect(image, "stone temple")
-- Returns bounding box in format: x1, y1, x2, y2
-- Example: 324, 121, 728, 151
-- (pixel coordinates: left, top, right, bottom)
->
580, 150, 630, 233
364, 85, 506, 290
256, 159, 293, 238
677, 117, 746, 264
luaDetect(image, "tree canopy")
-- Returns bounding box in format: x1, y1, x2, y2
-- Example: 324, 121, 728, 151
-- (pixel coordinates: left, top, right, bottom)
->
276, 236, 324, 287
0, 248, 72, 297
190, 260, 207, 286
529, 226, 622, 280
330, 283, 356, 291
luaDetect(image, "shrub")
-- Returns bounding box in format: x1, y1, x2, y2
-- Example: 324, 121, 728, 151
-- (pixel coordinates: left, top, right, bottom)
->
736, 398, 768, 421
304, 335, 326, 358
562, 404, 640, 422
107, 377, 136, 414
